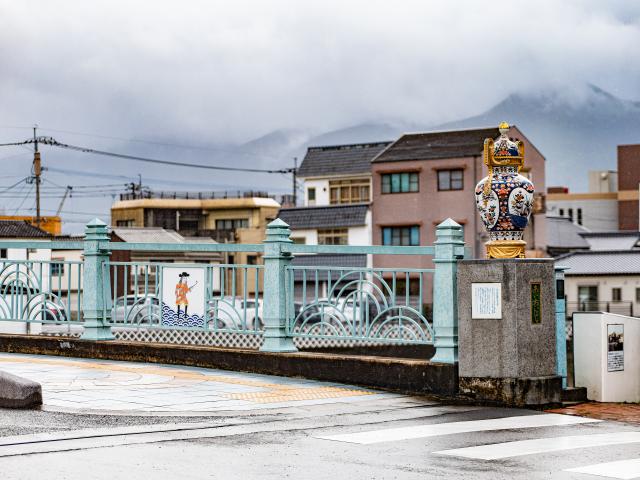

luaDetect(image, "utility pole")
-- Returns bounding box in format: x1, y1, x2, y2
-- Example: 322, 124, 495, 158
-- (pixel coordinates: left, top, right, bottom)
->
33, 126, 41, 227
292, 157, 297, 207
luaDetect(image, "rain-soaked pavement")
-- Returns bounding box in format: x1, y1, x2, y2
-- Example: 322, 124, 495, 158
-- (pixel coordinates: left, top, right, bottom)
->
1, 353, 640, 479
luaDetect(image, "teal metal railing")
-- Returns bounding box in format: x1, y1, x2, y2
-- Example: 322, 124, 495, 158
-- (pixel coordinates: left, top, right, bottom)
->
0, 217, 465, 363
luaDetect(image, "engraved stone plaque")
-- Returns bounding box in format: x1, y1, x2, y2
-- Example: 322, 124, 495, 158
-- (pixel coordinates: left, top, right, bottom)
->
472, 282, 502, 319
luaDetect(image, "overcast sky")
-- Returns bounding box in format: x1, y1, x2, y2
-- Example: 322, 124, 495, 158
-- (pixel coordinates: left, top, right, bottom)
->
0, 1, 639, 230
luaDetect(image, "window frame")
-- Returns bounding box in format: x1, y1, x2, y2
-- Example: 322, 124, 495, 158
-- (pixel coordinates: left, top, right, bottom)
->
381, 225, 420, 246
317, 228, 349, 245
307, 187, 316, 205
328, 178, 370, 205
437, 169, 464, 191
381, 172, 419, 194
215, 218, 249, 230
612, 287, 622, 302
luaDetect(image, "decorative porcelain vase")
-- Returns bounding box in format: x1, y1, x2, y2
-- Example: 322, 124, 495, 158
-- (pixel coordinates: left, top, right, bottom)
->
474, 123, 534, 259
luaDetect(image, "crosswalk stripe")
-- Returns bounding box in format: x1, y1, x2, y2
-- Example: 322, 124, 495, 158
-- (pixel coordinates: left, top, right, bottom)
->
434, 432, 640, 459
565, 458, 640, 479
316, 413, 599, 445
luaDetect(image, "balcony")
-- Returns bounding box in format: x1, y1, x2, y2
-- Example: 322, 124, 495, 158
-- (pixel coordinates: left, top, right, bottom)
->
566, 301, 634, 318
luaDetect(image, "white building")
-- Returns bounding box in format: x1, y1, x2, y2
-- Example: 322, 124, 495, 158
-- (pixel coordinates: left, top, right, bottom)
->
546, 170, 619, 232
557, 232, 640, 319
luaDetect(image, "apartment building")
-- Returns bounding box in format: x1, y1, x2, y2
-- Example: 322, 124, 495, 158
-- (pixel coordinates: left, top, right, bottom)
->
371, 125, 546, 259
110, 191, 280, 268
280, 141, 389, 260
618, 144, 640, 230
546, 171, 619, 232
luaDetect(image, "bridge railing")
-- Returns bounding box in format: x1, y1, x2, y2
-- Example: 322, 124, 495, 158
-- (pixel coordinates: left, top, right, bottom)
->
0, 217, 466, 363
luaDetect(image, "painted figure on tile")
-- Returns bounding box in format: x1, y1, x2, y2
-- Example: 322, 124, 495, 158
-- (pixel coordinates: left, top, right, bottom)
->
175, 272, 196, 316
475, 122, 535, 259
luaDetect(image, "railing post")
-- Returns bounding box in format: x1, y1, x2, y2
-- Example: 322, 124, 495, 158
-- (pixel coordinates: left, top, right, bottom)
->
431, 218, 464, 364
555, 266, 568, 388
80, 218, 114, 341
260, 219, 297, 352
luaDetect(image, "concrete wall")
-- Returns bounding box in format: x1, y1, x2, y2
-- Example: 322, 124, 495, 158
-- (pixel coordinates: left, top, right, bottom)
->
457, 259, 557, 378
303, 179, 330, 206
573, 312, 640, 402
546, 194, 618, 231
565, 275, 640, 317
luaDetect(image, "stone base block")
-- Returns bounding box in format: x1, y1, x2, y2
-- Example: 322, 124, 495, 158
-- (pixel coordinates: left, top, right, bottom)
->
0, 370, 42, 409
459, 375, 562, 407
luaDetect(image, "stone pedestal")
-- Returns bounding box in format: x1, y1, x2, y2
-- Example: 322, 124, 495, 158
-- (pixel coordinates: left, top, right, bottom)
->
457, 259, 561, 406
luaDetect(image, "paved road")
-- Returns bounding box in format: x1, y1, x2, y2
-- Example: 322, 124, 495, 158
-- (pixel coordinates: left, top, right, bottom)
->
1, 353, 640, 479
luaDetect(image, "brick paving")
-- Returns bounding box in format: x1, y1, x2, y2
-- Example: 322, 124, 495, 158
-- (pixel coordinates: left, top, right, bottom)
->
0, 353, 396, 414
549, 402, 640, 425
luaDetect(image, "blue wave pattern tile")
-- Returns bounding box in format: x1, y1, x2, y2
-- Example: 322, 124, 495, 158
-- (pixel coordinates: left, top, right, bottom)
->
161, 302, 205, 328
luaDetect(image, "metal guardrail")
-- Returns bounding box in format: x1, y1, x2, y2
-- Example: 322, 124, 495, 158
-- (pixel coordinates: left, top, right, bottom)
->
0, 217, 465, 362
566, 301, 634, 318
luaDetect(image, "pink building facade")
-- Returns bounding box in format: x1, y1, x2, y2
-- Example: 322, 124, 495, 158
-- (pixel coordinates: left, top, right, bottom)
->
370, 126, 546, 297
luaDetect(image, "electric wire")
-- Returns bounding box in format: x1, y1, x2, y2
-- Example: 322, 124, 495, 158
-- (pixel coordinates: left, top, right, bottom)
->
30, 137, 293, 174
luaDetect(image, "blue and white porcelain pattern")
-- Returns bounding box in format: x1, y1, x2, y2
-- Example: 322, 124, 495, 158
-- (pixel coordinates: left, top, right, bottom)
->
475, 128, 535, 242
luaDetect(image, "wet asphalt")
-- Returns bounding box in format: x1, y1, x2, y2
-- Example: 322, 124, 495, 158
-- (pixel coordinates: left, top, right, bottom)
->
1, 396, 640, 479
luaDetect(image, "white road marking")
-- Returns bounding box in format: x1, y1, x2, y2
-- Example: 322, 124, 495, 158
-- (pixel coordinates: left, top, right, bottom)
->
565, 458, 640, 479
316, 413, 600, 444
434, 432, 640, 459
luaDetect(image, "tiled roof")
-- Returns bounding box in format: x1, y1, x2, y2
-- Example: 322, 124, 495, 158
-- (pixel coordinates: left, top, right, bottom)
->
580, 231, 640, 251
297, 142, 391, 178
372, 127, 501, 163
112, 227, 186, 243
556, 250, 640, 276
546, 217, 591, 249
290, 254, 367, 281
0, 221, 51, 238
278, 204, 368, 229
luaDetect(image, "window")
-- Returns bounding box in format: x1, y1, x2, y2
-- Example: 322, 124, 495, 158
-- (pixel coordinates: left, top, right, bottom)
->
246, 255, 258, 265
568, 208, 574, 222
116, 219, 135, 227
577, 208, 583, 226
382, 226, 420, 246
612, 288, 622, 302
292, 237, 306, 244
559, 208, 564, 217
437, 169, 464, 191
394, 278, 421, 296
215, 218, 249, 230
329, 178, 370, 204
636, 287, 640, 302
307, 187, 316, 205
578, 285, 598, 311
318, 228, 348, 245
381, 172, 419, 194
51, 261, 65, 276
0, 249, 6, 259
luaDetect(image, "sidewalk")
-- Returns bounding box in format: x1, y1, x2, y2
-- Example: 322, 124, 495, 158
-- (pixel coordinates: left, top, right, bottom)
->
549, 402, 640, 425
0, 353, 398, 415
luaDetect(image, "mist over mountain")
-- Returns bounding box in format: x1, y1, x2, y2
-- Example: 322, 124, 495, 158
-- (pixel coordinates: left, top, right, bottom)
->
237, 83, 640, 193
433, 84, 640, 191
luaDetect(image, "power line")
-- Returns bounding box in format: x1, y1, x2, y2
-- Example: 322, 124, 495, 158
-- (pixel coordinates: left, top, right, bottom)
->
11, 136, 294, 174
0, 177, 27, 194
0, 140, 30, 147
12, 184, 34, 215
44, 166, 291, 192
34, 137, 289, 173
36, 126, 284, 162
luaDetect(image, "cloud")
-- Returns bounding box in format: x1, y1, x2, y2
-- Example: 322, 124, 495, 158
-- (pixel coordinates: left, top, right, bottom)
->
0, 1, 638, 232
0, 0, 638, 142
